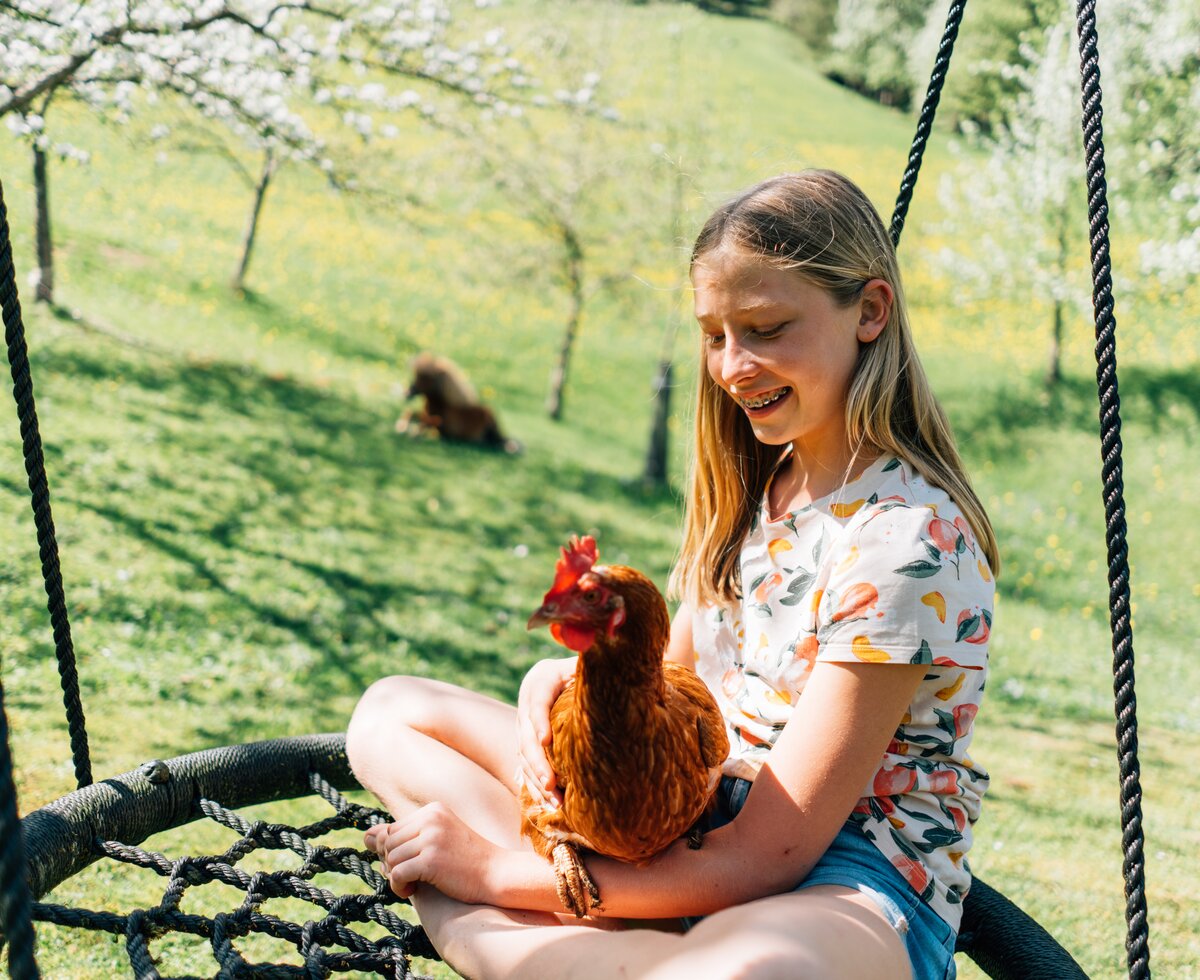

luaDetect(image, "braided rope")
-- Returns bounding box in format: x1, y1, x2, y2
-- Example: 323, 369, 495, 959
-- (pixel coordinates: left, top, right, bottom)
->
0, 178, 91, 789
890, 0, 967, 246
1073, 5, 1151, 977
30, 778, 438, 976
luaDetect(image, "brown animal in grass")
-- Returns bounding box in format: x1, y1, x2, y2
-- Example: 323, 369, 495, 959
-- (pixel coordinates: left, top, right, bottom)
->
396, 353, 520, 453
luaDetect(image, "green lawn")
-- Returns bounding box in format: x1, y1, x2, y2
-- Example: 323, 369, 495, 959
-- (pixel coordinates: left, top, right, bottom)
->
1, 2, 1197, 977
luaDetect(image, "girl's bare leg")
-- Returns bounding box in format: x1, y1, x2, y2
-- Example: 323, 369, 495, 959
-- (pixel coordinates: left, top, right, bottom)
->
345, 675, 525, 847
416, 884, 911, 980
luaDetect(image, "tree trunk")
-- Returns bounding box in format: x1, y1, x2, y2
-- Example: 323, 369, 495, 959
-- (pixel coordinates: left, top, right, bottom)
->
231, 148, 277, 293
1045, 218, 1068, 389
642, 360, 672, 488
546, 229, 584, 421
32, 143, 54, 304
642, 38, 684, 491
1045, 298, 1063, 389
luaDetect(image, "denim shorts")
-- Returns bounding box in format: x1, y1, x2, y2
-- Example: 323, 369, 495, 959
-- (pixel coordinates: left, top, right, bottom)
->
686, 776, 958, 980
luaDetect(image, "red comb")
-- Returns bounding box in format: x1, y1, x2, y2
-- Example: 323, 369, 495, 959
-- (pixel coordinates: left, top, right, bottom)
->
547, 535, 598, 596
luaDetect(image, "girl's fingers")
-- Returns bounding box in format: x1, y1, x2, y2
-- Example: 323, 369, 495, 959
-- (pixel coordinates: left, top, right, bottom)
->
515, 656, 573, 806
386, 855, 418, 898
518, 759, 560, 808
365, 822, 395, 847
363, 824, 389, 857
364, 821, 419, 867
366, 825, 422, 897
516, 713, 560, 804
518, 722, 550, 778
516, 732, 560, 806
385, 838, 421, 874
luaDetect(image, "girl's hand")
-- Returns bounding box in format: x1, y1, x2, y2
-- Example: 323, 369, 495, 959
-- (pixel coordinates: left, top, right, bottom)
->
364, 803, 500, 905
516, 656, 575, 808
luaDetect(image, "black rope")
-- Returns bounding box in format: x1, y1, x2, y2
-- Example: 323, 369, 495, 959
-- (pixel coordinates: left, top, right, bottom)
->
0, 677, 40, 979
30, 780, 438, 977
1072, 4, 1150, 977
890, 0, 968, 246
0, 177, 91, 789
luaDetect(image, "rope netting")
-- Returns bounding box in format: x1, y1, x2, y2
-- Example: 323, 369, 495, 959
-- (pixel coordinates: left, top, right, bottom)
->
28, 771, 438, 979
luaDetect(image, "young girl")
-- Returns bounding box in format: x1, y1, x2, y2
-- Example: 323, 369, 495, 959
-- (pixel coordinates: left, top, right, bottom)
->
348, 170, 996, 980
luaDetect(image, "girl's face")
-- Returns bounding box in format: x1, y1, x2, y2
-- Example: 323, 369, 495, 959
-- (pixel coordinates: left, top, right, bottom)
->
692, 245, 887, 461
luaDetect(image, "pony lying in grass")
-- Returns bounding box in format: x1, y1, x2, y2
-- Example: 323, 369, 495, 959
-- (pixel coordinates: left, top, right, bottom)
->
396, 352, 520, 454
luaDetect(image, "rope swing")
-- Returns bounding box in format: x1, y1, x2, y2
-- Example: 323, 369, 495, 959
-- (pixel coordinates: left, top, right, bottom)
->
0, 0, 1150, 975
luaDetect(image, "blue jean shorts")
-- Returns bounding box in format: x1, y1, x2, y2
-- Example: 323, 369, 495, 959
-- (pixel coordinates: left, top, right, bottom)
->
686, 776, 958, 980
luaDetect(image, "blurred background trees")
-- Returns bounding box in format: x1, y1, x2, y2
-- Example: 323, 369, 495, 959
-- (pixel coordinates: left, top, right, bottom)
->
0, 0, 560, 299
2, 0, 1196, 446
759, 0, 1200, 387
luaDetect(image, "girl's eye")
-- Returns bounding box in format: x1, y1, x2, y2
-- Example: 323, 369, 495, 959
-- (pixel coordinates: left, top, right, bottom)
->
755, 323, 786, 339
703, 332, 725, 348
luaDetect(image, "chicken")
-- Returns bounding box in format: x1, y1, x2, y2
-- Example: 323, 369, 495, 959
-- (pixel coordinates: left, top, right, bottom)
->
522, 535, 729, 917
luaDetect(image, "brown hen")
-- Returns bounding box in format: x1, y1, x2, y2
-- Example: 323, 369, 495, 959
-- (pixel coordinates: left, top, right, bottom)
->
523, 535, 729, 917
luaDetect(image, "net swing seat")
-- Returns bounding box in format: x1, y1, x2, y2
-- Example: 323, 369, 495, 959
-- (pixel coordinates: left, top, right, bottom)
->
0, 0, 1150, 977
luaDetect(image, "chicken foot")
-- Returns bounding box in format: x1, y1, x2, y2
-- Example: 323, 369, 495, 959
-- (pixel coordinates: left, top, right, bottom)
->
551, 842, 602, 918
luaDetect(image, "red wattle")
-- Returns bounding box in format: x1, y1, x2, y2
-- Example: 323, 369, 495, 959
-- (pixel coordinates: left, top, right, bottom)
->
551, 622, 596, 653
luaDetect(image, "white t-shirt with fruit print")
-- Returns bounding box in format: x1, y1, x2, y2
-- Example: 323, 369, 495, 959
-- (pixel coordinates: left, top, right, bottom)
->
691, 455, 993, 930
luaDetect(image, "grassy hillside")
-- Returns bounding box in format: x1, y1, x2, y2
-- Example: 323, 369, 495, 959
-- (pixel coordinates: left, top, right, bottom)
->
0, 1, 1196, 977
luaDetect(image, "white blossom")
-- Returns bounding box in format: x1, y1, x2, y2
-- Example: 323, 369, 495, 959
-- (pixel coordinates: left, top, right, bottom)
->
2, 0, 545, 157
934, 19, 1090, 352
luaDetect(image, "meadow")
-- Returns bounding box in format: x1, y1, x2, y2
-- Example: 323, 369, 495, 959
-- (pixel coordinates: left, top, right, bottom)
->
1, 2, 1197, 977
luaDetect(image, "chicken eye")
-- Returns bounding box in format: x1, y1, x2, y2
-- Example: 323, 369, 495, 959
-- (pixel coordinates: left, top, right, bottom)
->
581, 589, 601, 604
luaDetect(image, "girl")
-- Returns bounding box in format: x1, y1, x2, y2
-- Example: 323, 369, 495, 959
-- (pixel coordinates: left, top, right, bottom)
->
348, 170, 996, 980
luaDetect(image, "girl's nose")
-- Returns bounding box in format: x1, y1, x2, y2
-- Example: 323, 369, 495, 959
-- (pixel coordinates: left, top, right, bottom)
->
719, 336, 757, 388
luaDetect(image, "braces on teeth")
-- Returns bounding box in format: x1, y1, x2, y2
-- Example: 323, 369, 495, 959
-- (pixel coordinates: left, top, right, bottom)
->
739, 388, 788, 409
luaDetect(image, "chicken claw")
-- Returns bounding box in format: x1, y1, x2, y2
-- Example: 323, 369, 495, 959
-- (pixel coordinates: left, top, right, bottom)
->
552, 842, 601, 917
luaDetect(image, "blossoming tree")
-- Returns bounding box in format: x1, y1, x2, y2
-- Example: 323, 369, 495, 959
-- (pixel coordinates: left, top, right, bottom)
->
933, 19, 1089, 389
0, 0, 538, 298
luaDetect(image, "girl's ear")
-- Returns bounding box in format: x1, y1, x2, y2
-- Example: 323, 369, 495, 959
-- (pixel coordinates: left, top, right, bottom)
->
856, 279, 893, 343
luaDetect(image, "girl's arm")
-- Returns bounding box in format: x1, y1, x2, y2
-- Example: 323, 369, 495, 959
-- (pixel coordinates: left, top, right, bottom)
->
373, 658, 926, 918
663, 604, 694, 667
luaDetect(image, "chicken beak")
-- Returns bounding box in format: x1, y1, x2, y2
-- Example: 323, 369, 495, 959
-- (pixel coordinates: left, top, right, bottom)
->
527, 605, 554, 631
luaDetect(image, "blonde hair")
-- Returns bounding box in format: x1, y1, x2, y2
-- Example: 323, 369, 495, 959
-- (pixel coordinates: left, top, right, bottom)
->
670, 170, 999, 609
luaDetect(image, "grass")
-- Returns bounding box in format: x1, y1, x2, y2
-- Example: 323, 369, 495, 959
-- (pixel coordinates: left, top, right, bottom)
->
1, 1, 1197, 976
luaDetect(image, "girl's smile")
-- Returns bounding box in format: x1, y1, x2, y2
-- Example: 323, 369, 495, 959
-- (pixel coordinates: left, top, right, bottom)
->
731, 384, 792, 413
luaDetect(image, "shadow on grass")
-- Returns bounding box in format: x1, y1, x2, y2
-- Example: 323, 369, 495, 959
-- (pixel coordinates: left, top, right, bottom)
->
237, 288, 424, 367
949, 367, 1200, 458
6, 338, 683, 750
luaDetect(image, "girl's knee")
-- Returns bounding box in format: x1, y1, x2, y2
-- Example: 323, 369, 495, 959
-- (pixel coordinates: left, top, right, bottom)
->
347, 675, 436, 766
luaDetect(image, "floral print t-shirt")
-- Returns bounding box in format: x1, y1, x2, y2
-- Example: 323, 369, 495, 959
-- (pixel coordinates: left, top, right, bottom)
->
690, 455, 993, 930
